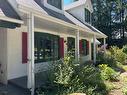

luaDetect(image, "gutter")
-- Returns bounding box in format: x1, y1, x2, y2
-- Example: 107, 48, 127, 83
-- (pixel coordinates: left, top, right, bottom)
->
0, 15, 23, 24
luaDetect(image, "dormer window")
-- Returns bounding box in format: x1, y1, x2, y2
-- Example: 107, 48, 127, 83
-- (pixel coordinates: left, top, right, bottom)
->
47, 0, 62, 9
85, 8, 91, 24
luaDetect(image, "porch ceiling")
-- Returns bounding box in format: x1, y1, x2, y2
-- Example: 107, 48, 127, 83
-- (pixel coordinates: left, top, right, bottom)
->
34, 16, 76, 35
34, 16, 95, 38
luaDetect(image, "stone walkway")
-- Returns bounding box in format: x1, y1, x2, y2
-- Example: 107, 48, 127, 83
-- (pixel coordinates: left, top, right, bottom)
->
109, 72, 127, 95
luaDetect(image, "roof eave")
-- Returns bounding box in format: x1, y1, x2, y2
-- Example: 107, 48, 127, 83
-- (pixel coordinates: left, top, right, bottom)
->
0, 15, 23, 24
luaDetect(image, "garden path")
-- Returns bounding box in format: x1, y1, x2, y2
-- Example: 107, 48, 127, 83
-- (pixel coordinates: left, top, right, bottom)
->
108, 72, 127, 95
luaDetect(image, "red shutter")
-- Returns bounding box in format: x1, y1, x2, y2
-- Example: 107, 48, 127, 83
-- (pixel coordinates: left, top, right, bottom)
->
22, 32, 28, 63
87, 41, 89, 55
59, 38, 64, 58
79, 40, 82, 54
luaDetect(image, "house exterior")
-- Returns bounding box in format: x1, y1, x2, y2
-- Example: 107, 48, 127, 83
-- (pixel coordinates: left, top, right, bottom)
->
0, 0, 107, 94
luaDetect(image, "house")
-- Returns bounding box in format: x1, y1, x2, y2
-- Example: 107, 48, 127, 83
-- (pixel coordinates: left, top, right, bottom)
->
0, 0, 107, 94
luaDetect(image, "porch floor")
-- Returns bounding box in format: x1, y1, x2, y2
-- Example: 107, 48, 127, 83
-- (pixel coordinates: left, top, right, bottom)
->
0, 83, 30, 95
8, 72, 50, 90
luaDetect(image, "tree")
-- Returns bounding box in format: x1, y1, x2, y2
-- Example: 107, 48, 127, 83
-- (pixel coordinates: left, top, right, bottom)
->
92, 0, 127, 46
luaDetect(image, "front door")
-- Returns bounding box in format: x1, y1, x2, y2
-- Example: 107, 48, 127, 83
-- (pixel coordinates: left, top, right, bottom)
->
0, 29, 7, 84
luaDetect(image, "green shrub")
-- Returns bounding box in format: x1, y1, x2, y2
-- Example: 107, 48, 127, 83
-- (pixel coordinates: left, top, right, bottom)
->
75, 64, 108, 95
53, 55, 75, 85
123, 45, 127, 54
122, 85, 127, 95
110, 46, 127, 65
37, 55, 108, 95
99, 64, 120, 81
97, 50, 116, 67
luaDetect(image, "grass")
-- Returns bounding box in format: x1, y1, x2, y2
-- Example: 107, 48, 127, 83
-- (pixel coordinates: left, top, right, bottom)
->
123, 65, 127, 71
104, 81, 117, 91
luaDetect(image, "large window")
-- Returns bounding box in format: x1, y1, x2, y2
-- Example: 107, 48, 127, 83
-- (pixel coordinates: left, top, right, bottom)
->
34, 32, 60, 63
47, 0, 62, 9
85, 8, 91, 24
67, 37, 75, 56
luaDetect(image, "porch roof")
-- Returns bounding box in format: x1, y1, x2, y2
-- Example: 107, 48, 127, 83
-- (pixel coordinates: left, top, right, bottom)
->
34, 0, 74, 25
0, 0, 23, 28
16, 0, 106, 38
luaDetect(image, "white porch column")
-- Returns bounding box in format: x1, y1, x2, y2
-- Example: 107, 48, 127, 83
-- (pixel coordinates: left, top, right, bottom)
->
103, 38, 106, 52
75, 30, 80, 62
93, 35, 96, 64
27, 12, 35, 95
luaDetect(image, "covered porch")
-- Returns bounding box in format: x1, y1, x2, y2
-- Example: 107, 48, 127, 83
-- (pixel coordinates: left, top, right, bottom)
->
13, 8, 107, 95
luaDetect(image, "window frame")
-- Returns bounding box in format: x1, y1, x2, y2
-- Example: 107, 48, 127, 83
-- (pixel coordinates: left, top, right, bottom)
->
34, 32, 60, 63
85, 8, 91, 24
80, 39, 89, 56
47, 0, 62, 10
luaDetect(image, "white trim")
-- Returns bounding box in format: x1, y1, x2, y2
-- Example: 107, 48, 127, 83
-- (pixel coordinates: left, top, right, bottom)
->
0, 15, 23, 24
17, 0, 48, 15
75, 30, 80, 62
44, 0, 64, 14
93, 35, 96, 64
27, 12, 35, 95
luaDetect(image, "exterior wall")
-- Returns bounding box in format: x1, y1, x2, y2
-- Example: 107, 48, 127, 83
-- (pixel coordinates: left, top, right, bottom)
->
0, 28, 8, 84
7, 26, 27, 80
6, 26, 92, 79
68, 5, 85, 23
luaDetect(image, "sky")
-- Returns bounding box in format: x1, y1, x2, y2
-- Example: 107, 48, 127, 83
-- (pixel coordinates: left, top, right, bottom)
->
64, 0, 72, 5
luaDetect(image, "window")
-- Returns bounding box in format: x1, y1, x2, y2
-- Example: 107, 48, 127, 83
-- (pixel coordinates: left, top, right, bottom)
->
34, 32, 60, 63
67, 37, 75, 56
85, 8, 91, 24
47, 0, 62, 9
80, 39, 89, 56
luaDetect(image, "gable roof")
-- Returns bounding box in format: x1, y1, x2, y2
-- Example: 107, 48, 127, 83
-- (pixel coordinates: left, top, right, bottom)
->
34, 0, 74, 25
0, 0, 22, 28
64, 12, 107, 38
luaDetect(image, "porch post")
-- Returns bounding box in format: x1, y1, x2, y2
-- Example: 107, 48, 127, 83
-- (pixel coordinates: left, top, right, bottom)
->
103, 38, 106, 52
27, 12, 35, 95
75, 30, 80, 62
93, 35, 96, 64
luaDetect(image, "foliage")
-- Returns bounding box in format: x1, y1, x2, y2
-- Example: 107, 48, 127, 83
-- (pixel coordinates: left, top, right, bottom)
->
99, 64, 120, 81
92, 0, 127, 45
109, 46, 127, 64
97, 50, 115, 66
123, 45, 127, 54
122, 85, 127, 95
104, 81, 116, 91
75, 64, 108, 95
97, 46, 127, 66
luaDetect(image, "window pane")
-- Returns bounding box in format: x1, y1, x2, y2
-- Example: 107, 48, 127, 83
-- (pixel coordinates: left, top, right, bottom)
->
47, 0, 62, 9
85, 8, 91, 24
67, 37, 75, 56
44, 36, 52, 61
39, 37, 45, 61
